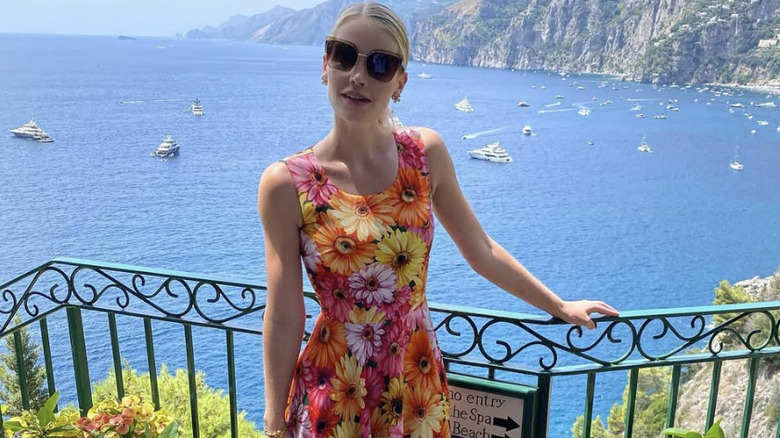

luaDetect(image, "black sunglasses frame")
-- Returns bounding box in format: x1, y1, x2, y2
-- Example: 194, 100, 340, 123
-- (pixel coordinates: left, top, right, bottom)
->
325, 36, 404, 83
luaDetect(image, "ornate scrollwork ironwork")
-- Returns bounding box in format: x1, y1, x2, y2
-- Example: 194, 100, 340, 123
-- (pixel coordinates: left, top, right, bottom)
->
1, 259, 779, 376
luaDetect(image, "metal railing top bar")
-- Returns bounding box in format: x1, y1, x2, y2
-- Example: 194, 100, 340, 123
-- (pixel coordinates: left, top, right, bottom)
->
1, 259, 779, 377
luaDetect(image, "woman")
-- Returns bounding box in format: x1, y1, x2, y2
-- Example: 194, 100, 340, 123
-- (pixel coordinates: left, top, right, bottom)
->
258, 3, 618, 438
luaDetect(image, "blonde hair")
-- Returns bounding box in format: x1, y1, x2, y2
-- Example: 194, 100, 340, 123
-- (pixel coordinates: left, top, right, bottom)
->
331, 2, 409, 132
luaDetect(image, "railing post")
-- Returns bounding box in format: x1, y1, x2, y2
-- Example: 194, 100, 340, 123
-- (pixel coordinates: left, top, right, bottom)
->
13, 331, 30, 410
66, 307, 92, 415
533, 374, 551, 438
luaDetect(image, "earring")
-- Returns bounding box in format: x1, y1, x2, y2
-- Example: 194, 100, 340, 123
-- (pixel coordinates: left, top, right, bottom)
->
321, 76, 328, 85
392, 92, 401, 103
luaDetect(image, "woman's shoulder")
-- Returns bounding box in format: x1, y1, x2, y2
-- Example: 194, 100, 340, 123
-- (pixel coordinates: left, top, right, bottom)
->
396, 126, 446, 152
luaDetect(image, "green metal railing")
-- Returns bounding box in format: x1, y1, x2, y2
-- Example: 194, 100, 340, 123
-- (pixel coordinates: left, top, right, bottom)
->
1, 258, 779, 437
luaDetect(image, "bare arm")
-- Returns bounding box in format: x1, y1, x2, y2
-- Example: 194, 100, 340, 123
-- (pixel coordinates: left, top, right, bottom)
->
258, 162, 306, 430
420, 127, 617, 327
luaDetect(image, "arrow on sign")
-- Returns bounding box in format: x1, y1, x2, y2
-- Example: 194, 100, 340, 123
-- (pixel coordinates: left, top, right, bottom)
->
493, 416, 520, 432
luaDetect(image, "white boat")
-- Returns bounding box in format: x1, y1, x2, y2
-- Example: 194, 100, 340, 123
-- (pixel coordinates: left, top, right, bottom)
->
517, 101, 530, 107
417, 71, 432, 79
753, 101, 776, 108
190, 99, 203, 116
730, 145, 743, 171
522, 125, 532, 135
729, 102, 744, 108
630, 104, 642, 111
653, 113, 668, 119
577, 107, 591, 116
150, 135, 180, 157
468, 141, 512, 163
9, 120, 54, 142
757, 120, 769, 126
454, 97, 474, 113
635, 113, 645, 118
637, 136, 652, 153
554, 94, 564, 99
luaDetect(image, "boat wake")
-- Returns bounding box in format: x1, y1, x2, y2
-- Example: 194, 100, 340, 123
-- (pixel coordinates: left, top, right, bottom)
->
544, 101, 562, 108
537, 108, 576, 114
120, 100, 145, 104
461, 126, 508, 140
626, 98, 660, 101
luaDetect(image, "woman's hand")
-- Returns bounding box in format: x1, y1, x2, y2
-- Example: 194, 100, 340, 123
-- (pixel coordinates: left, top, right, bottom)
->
560, 300, 619, 329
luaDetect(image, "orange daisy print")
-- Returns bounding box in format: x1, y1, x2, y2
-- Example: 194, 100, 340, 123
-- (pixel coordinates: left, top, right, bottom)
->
307, 317, 348, 368
328, 192, 394, 241
387, 166, 430, 229
404, 330, 442, 392
313, 223, 377, 276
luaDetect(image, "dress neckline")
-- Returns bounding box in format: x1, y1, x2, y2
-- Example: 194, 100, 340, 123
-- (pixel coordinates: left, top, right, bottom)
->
307, 132, 401, 197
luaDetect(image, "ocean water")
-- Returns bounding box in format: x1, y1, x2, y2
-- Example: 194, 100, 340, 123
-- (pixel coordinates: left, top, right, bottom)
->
1, 34, 779, 436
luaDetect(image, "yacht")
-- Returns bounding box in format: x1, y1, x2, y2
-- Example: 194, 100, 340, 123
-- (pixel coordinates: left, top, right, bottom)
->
468, 141, 512, 163
190, 99, 204, 116
729, 102, 744, 108
757, 120, 769, 126
150, 135, 180, 158
637, 136, 652, 153
417, 71, 432, 79
635, 113, 645, 118
730, 145, 743, 171
517, 101, 530, 107
522, 125, 532, 135
454, 97, 474, 113
9, 120, 53, 142
653, 113, 668, 119
577, 107, 591, 116
630, 104, 642, 111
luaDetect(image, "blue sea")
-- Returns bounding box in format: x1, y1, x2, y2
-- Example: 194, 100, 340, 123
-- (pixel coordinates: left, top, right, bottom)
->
1, 34, 779, 436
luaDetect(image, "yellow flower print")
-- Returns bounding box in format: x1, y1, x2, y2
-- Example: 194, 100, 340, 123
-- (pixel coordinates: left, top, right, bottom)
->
403, 386, 445, 438
330, 355, 367, 420
328, 192, 394, 241
376, 229, 426, 286
332, 419, 360, 438
299, 192, 317, 237
379, 377, 405, 426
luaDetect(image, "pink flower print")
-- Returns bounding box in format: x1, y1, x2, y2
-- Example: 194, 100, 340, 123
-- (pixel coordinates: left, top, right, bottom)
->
288, 153, 337, 207
395, 130, 427, 170
378, 321, 410, 377
316, 271, 354, 322
288, 398, 313, 438
402, 305, 426, 332
381, 285, 412, 319
408, 220, 434, 248
300, 232, 321, 273
361, 366, 384, 413
307, 366, 335, 408
349, 264, 396, 307
345, 308, 386, 366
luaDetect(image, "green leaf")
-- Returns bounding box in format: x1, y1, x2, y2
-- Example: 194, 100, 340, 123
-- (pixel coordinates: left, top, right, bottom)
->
3, 420, 23, 431
43, 392, 59, 413
703, 419, 725, 438
37, 404, 55, 427
159, 421, 179, 438
661, 428, 702, 438
1, 404, 7, 414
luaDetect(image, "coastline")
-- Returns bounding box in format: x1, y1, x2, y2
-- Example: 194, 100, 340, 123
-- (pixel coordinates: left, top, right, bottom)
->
714, 79, 780, 96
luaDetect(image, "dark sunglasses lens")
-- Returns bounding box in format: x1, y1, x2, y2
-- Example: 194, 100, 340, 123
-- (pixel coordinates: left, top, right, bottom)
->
328, 41, 357, 71
366, 53, 400, 82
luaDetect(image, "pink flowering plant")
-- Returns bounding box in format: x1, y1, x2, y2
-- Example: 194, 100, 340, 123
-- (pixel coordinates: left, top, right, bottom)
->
76, 394, 177, 438
4, 392, 178, 438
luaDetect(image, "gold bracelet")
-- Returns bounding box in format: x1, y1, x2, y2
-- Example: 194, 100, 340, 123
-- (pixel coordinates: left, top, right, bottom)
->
263, 423, 288, 438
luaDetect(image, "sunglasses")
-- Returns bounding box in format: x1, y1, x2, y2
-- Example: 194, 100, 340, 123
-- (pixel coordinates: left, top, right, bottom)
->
325, 36, 404, 83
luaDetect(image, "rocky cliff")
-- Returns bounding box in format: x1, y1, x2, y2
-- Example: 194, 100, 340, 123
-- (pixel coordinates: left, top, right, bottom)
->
412, 0, 780, 84
185, 6, 296, 41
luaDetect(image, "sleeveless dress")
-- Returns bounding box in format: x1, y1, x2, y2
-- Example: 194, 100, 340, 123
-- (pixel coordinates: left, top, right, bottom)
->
281, 128, 451, 438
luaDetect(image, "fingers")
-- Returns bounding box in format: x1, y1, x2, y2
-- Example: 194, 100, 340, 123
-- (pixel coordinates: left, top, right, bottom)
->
588, 301, 619, 316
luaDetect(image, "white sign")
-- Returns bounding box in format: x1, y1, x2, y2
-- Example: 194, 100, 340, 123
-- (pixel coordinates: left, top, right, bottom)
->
448, 382, 525, 438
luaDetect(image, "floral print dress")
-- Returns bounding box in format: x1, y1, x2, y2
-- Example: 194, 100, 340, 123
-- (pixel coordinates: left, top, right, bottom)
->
282, 128, 451, 438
